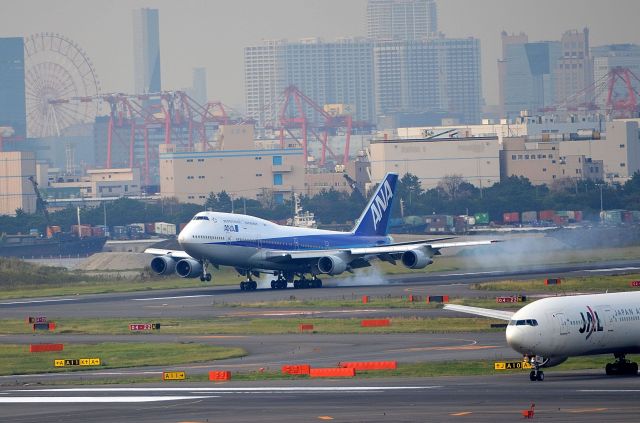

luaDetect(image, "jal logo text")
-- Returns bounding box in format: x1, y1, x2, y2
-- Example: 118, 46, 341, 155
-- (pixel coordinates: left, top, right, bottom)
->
371, 180, 393, 231
578, 306, 603, 339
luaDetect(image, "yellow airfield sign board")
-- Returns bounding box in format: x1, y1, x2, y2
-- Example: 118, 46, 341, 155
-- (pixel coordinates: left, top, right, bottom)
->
162, 371, 186, 381
54, 358, 101, 367
494, 361, 532, 370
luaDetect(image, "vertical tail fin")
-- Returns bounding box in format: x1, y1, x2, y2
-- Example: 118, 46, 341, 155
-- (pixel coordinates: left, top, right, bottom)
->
352, 172, 398, 237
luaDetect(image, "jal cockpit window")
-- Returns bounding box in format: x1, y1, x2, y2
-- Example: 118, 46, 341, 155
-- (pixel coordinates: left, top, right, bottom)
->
509, 319, 538, 326
193, 216, 209, 221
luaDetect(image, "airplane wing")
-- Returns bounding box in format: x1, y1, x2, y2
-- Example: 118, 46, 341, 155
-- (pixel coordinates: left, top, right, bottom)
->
264, 239, 498, 263
144, 248, 193, 259
443, 304, 514, 321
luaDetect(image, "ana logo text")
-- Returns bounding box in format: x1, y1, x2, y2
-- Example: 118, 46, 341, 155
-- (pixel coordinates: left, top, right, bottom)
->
371, 180, 393, 231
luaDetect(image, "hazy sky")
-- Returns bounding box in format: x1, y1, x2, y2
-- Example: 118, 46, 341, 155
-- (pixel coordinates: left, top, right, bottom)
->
2, 0, 639, 111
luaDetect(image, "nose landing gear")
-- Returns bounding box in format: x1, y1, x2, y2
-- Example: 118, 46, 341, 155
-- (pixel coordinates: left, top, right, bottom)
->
527, 356, 544, 382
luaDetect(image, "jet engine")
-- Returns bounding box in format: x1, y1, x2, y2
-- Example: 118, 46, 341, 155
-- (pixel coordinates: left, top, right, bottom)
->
150, 255, 176, 275
175, 258, 203, 278
317, 255, 348, 275
541, 357, 568, 368
401, 249, 433, 269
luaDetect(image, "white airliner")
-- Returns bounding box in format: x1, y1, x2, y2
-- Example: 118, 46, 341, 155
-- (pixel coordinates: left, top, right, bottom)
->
445, 291, 640, 381
145, 172, 496, 291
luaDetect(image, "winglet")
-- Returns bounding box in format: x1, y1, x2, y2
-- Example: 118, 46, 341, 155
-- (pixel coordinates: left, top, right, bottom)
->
352, 173, 398, 237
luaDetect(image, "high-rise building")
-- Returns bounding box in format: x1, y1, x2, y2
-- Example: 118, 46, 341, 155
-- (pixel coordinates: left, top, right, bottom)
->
555, 28, 593, 106
244, 38, 375, 128
498, 32, 561, 117
367, 0, 437, 41
374, 37, 482, 123
191, 67, 207, 105
0, 37, 26, 138
132, 8, 161, 94
591, 44, 640, 110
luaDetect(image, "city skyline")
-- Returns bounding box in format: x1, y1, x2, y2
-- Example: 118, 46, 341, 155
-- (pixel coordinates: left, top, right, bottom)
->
1, 0, 639, 112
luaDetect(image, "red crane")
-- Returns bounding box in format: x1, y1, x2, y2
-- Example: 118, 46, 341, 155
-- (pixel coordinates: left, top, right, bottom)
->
276, 85, 372, 167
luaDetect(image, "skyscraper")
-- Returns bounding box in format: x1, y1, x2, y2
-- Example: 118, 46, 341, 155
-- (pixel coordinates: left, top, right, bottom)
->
498, 32, 561, 117
367, 0, 438, 41
244, 38, 375, 128
132, 8, 161, 94
191, 67, 207, 105
373, 37, 482, 123
0, 37, 26, 138
555, 28, 593, 106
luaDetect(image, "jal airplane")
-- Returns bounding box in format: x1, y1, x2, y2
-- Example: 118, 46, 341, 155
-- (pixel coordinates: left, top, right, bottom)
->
146, 172, 496, 291
445, 291, 640, 381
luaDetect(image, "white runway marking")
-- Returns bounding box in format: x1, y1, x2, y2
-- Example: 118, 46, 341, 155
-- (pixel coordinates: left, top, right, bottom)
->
132, 294, 215, 301
0, 396, 213, 403
578, 389, 640, 392
0, 298, 78, 306
440, 270, 505, 277
17, 386, 439, 393
586, 267, 640, 273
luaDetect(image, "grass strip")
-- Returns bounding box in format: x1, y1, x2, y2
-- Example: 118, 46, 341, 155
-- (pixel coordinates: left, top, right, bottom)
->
473, 273, 640, 293
0, 317, 503, 336
3, 357, 614, 384
0, 343, 245, 376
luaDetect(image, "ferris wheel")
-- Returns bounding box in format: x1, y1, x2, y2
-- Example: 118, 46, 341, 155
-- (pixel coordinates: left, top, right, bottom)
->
24, 33, 102, 138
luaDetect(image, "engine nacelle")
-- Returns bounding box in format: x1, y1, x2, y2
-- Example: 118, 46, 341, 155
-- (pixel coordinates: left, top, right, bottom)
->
401, 249, 433, 269
175, 258, 203, 278
317, 255, 348, 275
150, 255, 176, 275
541, 356, 568, 368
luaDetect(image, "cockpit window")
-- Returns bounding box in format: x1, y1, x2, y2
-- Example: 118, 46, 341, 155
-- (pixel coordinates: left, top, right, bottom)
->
509, 319, 538, 326
193, 216, 209, 221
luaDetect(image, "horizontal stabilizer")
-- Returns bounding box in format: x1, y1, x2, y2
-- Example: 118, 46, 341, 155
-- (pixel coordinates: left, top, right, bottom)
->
443, 304, 514, 321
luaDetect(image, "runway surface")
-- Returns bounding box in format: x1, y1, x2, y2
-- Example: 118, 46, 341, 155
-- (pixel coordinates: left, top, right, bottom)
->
2, 373, 640, 422
2, 259, 640, 420
1, 259, 639, 319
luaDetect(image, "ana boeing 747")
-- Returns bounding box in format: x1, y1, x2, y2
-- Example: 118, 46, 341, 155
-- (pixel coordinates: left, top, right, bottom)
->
445, 291, 640, 381
145, 172, 497, 291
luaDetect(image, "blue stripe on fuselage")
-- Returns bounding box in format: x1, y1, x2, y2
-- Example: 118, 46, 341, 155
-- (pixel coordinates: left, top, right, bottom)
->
204, 233, 390, 251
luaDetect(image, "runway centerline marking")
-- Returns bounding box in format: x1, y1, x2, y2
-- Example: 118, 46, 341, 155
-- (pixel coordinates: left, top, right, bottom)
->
579, 389, 640, 392
586, 267, 640, 272
565, 408, 608, 413
132, 295, 215, 301
450, 411, 472, 416
0, 396, 214, 403
17, 386, 441, 393
0, 298, 78, 306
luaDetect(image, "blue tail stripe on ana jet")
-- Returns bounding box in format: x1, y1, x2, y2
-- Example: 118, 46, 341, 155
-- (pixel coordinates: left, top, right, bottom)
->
352, 172, 398, 237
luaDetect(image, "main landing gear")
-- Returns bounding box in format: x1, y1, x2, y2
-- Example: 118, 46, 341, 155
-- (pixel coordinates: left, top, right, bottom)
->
240, 279, 257, 291
605, 354, 638, 376
200, 261, 212, 282
528, 356, 544, 382
269, 274, 323, 290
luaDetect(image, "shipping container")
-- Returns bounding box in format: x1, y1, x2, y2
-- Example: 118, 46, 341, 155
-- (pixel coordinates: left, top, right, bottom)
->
521, 211, 538, 223
603, 210, 623, 225
129, 223, 145, 232
632, 211, 640, 222
91, 227, 105, 237
155, 222, 177, 236
403, 216, 423, 226
145, 223, 156, 234
465, 216, 476, 226
574, 211, 583, 222
71, 224, 92, 238
623, 211, 634, 223
503, 212, 520, 224
552, 215, 568, 225
474, 212, 489, 225
539, 210, 556, 221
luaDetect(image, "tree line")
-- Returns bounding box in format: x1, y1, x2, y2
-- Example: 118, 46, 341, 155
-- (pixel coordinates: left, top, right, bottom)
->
2, 172, 640, 235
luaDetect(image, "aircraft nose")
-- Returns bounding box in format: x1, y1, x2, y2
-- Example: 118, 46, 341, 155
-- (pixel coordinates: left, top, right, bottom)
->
506, 326, 528, 353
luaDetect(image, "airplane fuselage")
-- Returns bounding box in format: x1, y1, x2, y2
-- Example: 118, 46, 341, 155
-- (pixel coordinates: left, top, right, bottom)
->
178, 211, 392, 272
507, 291, 640, 358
